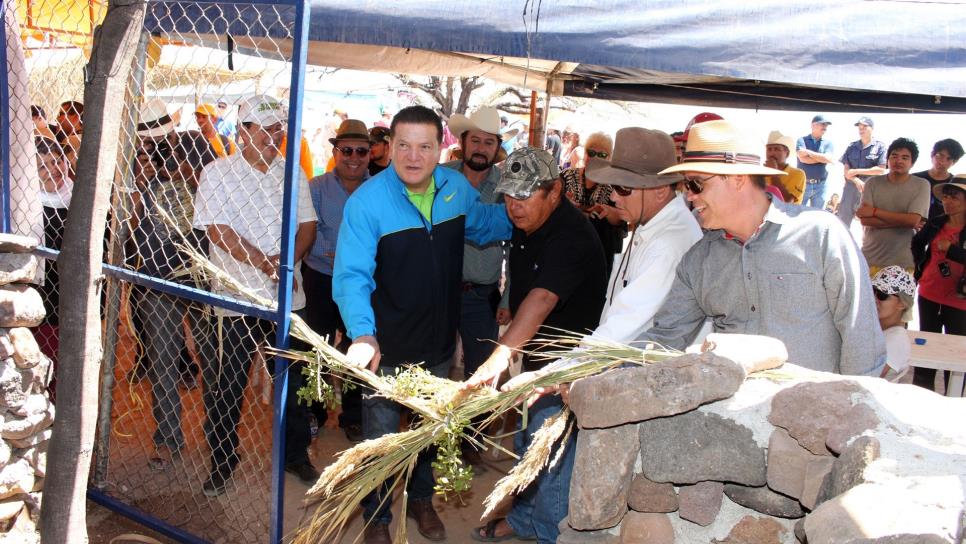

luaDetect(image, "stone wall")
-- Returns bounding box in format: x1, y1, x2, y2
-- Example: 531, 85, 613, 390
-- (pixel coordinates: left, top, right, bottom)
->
0, 234, 53, 538
561, 334, 966, 544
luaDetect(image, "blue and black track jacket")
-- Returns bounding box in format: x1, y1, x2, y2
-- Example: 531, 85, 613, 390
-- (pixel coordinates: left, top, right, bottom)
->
333, 165, 513, 367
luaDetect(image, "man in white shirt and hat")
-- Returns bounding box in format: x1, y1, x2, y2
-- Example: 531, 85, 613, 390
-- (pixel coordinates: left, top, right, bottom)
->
193, 94, 319, 496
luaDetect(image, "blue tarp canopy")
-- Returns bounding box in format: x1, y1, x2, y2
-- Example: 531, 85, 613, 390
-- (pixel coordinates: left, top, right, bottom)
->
145, 0, 966, 113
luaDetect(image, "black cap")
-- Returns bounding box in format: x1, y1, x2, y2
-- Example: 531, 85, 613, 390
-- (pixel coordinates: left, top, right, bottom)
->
811, 114, 831, 125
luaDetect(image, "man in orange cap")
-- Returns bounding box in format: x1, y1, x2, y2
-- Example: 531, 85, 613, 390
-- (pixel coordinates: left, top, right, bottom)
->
196, 103, 237, 159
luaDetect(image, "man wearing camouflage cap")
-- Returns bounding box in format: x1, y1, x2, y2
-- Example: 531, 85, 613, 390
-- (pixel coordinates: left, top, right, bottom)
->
465, 147, 606, 543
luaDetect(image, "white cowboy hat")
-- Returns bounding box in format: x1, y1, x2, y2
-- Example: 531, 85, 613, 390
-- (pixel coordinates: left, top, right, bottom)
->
136, 98, 178, 138
766, 130, 796, 154
448, 106, 504, 139
660, 120, 786, 177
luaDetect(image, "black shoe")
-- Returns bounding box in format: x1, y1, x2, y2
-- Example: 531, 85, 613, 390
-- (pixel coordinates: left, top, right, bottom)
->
285, 461, 321, 485
203, 469, 231, 497
343, 424, 363, 443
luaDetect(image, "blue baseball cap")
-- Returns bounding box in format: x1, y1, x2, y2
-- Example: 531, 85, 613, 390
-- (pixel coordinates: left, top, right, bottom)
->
854, 116, 874, 128
811, 114, 832, 125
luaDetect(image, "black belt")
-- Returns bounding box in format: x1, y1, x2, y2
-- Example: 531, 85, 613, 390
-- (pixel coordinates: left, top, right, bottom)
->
462, 282, 495, 292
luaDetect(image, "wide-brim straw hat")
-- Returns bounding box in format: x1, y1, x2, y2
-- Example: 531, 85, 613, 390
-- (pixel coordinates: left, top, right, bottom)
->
932, 180, 966, 201
329, 119, 370, 144
590, 127, 681, 189
137, 98, 178, 138
660, 120, 786, 177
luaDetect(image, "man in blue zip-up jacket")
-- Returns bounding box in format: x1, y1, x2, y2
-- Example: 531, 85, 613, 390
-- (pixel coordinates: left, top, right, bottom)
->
333, 106, 512, 543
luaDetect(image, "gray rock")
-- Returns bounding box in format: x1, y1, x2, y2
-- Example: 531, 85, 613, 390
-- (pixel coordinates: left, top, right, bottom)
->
723, 484, 805, 518
16, 354, 52, 394
678, 481, 723, 527
825, 403, 880, 454
639, 410, 766, 486
7, 328, 42, 369
0, 235, 39, 254
0, 332, 14, 359
766, 428, 828, 500
627, 474, 678, 513
16, 441, 48, 478
0, 497, 23, 522
0, 254, 38, 286
620, 511, 674, 544
557, 524, 620, 544
800, 457, 834, 511
816, 436, 880, 506
845, 536, 948, 544
713, 515, 788, 544
0, 401, 53, 440
768, 381, 877, 456
0, 459, 34, 500
569, 352, 744, 429
794, 518, 806, 543
570, 426, 639, 530
0, 358, 27, 411
0, 285, 45, 328
7, 428, 51, 449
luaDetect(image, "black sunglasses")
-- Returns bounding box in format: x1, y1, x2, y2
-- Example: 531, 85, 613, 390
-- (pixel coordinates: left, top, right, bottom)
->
586, 149, 610, 159
683, 173, 716, 194
873, 288, 892, 301
336, 146, 370, 157
613, 185, 634, 196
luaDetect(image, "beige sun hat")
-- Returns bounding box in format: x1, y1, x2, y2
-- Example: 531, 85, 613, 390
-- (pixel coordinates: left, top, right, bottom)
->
590, 127, 680, 189
659, 120, 786, 176
766, 130, 796, 154
932, 178, 966, 201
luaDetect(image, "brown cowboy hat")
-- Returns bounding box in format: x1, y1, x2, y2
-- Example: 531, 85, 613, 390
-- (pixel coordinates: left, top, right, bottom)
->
660, 120, 786, 177
590, 127, 681, 189
329, 119, 370, 145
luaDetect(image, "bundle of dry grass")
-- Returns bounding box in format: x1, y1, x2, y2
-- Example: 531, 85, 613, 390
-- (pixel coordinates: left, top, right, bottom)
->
173, 232, 683, 542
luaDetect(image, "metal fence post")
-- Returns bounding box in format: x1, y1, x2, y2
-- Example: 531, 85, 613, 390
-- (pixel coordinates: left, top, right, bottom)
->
271, 1, 311, 542
0, 0, 11, 233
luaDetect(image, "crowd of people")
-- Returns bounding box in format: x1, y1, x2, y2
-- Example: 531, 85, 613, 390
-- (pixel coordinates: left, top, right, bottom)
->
29, 94, 966, 543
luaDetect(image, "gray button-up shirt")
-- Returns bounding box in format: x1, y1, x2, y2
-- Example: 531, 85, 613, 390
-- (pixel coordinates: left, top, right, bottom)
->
443, 159, 506, 286
643, 199, 886, 376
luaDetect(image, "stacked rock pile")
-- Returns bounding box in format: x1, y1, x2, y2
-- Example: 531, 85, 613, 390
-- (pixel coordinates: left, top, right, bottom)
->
0, 233, 53, 537
560, 334, 966, 543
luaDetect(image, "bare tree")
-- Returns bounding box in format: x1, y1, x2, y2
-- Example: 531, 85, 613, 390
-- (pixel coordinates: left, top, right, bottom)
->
394, 75, 485, 119
39, 1, 146, 541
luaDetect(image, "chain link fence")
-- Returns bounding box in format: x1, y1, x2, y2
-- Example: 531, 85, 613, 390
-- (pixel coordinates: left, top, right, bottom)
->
7, 0, 309, 540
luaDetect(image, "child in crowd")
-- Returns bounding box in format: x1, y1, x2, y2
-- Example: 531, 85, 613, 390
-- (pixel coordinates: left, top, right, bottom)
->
871, 265, 916, 382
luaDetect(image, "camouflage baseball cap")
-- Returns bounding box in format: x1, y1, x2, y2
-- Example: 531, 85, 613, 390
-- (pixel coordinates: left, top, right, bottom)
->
495, 147, 561, 199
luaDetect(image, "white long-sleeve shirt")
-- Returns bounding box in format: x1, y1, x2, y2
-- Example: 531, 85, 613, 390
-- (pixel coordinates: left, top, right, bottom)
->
590, 194, 703, 343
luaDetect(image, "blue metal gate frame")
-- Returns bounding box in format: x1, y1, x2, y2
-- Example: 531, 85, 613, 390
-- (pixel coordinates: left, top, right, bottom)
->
0, 0, 313, 541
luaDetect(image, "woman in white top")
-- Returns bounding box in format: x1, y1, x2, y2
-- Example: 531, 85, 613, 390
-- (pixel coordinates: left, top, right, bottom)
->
871, 265, 916, 382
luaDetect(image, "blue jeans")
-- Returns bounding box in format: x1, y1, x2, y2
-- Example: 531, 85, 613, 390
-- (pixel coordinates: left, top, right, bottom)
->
506, 395, 577, 544
361, 358, 451, 524
836, 180, 861, 226
458, 284, 500, 378
802, 180, 827, 210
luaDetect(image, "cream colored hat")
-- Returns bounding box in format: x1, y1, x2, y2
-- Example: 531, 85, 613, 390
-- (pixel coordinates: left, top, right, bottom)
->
448, 106, 503, 139
766, 130, 796, 154
660, 120, 786, 176
137, 98, 178, 138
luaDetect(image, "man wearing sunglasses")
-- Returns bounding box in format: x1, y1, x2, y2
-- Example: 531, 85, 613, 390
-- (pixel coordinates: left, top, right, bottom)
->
650, 120, 885, 377
302, 119, 372, 444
